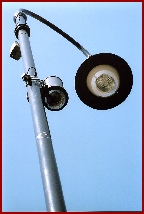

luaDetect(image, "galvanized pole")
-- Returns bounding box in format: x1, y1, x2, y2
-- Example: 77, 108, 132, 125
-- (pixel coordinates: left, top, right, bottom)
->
13, 11, 66, 212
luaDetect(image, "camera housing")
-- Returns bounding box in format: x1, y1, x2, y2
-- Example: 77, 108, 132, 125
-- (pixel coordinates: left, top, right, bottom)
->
10, 41, 21, 60
41, 76, 69, 111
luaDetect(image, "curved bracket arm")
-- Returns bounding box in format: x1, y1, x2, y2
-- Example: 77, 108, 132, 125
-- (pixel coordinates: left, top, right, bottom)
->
16, 8, 91, 58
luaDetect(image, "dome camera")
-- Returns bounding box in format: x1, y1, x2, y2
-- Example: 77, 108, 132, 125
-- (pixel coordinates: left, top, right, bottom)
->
10, 41, 21, 60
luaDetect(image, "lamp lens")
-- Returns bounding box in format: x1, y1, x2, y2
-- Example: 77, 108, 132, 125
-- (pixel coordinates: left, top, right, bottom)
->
86, 65, 120, 98
96, 74, 116, 93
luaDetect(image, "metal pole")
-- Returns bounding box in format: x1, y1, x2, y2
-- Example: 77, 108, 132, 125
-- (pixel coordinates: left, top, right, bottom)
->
14, 12, 66, 212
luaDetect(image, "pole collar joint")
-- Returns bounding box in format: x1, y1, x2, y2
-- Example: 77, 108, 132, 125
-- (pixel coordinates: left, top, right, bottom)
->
14, 24, 30, 39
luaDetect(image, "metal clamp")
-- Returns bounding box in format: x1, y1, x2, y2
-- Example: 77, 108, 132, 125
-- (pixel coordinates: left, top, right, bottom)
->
21, 73, 43, 87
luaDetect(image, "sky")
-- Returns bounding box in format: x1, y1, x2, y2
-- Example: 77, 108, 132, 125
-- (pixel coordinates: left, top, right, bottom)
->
2, 2, 142, 212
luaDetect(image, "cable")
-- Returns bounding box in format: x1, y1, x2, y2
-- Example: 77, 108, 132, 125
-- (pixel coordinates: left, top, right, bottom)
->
18, 8, 91, 58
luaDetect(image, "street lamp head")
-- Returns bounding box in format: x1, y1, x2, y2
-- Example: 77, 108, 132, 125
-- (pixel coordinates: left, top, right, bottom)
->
75, 53, 133, 110
41, 76, 69, 111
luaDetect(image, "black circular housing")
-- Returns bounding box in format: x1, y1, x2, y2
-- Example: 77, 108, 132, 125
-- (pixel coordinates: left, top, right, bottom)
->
41, 86, 69, 111
75, 53, 133, 110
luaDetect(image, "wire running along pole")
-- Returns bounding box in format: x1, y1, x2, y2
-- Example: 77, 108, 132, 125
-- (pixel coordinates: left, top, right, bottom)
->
16, 8, 91, 58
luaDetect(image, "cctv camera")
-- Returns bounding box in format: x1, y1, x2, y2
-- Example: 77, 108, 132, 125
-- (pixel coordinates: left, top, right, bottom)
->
41, 76, 69, 111
10, 41, 21, 60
